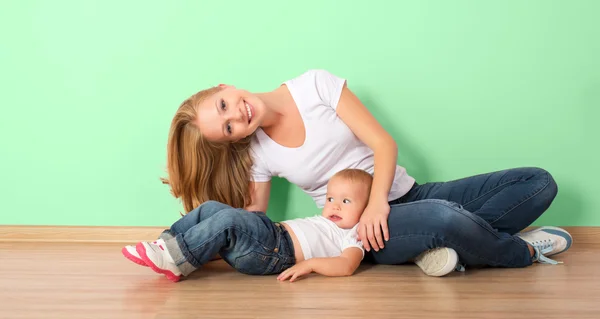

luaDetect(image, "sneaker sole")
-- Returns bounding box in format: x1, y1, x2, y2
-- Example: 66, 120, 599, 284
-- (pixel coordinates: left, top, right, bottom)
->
415, 248, 459, 277
136, 242, 181, 282
121, 246, 148, 267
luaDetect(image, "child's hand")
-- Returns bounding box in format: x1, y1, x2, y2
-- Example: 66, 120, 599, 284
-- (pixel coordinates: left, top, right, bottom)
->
277, 260, 314, 282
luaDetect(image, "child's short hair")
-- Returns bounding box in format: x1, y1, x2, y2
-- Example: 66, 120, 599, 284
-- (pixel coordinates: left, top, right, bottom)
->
331, 168, 373, 194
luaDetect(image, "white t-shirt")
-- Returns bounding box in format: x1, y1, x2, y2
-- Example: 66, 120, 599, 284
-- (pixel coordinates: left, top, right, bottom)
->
250, 69, 416, 207
282, 215, 364, 260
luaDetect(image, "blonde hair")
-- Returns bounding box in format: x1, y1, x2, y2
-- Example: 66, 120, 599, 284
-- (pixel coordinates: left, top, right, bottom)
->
161, 87, 254, 213
331, 168, 374, 195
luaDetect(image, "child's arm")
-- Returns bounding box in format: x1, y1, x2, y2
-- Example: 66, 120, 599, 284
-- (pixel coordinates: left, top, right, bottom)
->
277, 247, 363, 282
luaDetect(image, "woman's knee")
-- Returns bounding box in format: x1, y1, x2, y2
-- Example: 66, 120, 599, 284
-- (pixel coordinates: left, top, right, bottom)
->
539, 168, 558, 200
525, 167, 558, 204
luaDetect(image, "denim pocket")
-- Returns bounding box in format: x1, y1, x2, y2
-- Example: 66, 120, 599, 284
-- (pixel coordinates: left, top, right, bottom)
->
234, 251, 280, 275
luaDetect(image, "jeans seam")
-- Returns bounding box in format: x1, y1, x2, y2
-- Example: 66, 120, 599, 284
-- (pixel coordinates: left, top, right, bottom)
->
488, 172, 549, 226
277, 228, 297, 265
461, 178, 523, 208
391, 199, 503, 240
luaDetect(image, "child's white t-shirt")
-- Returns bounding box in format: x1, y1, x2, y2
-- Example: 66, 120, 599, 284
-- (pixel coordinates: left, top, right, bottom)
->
282, 215, 364, 260
249, 69, 416, 207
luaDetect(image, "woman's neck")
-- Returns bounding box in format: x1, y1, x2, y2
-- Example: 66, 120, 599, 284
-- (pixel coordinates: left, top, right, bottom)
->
255, 86, 289, 130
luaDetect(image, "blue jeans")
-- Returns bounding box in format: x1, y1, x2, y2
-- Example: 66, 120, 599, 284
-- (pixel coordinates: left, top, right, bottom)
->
368, 167, 558, 268
160, 201, 296, 276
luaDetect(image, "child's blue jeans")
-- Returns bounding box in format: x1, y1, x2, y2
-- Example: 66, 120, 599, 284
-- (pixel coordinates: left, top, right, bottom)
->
160, 201, 296, 276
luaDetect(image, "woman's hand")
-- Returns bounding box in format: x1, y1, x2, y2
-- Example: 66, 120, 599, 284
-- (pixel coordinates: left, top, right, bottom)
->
358, 200, 391, 252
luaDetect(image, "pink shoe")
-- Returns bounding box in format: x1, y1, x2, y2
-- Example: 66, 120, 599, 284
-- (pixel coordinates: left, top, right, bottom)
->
122, 245, 147, 267
136, 239, 182, 282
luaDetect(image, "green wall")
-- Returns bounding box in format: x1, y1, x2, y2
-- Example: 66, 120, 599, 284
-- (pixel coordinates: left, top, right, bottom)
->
1, 1, 598, 227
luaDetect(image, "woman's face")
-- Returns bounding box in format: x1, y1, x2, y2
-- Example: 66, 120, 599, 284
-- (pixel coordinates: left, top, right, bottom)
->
195, 86, 266, 142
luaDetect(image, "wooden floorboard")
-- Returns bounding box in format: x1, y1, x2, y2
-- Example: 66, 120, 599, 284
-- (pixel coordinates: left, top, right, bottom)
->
1, 242, 598, 319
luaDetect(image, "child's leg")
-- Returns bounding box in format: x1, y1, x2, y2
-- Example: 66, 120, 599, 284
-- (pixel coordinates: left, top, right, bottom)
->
160, 200, 238, 240
142, 208, 294, 280
123, 201, 237, 266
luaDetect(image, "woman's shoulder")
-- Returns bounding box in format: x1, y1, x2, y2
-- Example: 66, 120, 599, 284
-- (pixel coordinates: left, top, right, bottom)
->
285, 69, 344, 84
285, 69, 346, 104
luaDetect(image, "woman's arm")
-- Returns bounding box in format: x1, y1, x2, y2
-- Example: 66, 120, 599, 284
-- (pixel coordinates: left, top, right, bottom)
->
245, 181, 271, 213
336, 85, 398, 252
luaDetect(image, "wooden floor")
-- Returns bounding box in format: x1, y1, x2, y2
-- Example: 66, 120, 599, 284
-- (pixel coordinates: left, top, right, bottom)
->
1, 242, 599, 319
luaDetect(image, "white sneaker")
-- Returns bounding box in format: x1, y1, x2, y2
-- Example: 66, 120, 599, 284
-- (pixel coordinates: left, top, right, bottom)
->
122, 245, 147, 267
414, 247, 460, 277
517, 226, 573, 264
136, 239, 182, 282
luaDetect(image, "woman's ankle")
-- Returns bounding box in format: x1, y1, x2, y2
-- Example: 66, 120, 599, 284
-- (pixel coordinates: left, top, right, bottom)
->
528, 243, 535, 257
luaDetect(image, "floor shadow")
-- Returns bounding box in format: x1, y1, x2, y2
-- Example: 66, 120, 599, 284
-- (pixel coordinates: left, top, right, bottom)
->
353, 263, 377, 275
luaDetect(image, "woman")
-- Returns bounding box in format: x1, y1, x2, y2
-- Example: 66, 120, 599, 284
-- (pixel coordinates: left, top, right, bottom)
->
125, 69, 571, 277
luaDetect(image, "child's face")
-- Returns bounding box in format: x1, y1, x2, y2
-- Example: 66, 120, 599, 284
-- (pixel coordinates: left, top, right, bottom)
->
321, 177, 369, 229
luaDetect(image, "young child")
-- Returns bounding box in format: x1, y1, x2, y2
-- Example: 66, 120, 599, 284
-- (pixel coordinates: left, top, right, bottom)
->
122, 168, 372, 282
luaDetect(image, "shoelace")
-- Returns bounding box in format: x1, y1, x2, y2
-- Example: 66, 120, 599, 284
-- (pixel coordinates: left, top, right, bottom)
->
531, 239, 562, 265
